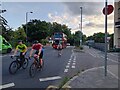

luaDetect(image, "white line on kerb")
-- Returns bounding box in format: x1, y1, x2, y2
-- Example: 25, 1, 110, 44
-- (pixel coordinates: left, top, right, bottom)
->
39, 76, 61, 82
0, 83, 15, 89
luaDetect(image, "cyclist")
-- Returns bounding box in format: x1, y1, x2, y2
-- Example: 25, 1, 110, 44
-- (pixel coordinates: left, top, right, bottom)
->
29, 40, 43, 67
57, 41, 62, 56
12, 40, 27, 65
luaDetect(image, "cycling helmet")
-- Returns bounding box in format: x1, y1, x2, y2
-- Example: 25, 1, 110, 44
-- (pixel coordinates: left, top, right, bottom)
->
34, 40, 39, 44
18, 40, 23, 43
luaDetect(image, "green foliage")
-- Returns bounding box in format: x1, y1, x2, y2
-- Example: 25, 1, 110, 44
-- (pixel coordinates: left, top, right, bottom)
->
59, 77, 70, 89
109, 34, 114, 49
40, 39, 49, 45
22, 20, 72, 42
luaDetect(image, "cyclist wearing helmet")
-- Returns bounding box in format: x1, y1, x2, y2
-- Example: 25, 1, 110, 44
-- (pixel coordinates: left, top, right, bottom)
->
57, 41, 62, 56
12, 40, 27, 64
29, 40, 44, 66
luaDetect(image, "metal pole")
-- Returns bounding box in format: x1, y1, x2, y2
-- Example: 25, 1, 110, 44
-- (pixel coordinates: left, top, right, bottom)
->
80, 7, 82, 46
25, 12, 33, 42
26, 12, 28, 42
105, 0, 108, 76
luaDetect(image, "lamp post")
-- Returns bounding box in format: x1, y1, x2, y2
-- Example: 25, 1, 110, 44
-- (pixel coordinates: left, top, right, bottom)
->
26, 11, 33, 42
80, 7, 82, 46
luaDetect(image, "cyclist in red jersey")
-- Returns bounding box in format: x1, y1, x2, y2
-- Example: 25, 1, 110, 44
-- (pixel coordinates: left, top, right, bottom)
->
29, 40, 43, 67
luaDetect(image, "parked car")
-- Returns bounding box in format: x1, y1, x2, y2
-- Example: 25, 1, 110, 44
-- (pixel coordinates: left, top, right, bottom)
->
0, 35, 12, 53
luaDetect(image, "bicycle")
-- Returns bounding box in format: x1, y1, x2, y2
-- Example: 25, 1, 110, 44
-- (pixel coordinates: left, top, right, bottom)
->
9, 55, 29, 74
57, 47, 62, 57
29, 54, 44, 78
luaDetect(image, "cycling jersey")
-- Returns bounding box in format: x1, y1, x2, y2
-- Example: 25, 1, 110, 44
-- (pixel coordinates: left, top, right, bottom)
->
16, 44, 27, 53
32, 43, 42, 50
32, 43, 43, 59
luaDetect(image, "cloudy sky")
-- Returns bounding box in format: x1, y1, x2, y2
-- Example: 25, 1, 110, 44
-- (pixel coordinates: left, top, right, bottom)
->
1, 1, 115, 36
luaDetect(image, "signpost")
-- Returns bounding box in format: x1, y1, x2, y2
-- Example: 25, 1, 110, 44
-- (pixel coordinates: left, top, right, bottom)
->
102, 2, 114, 76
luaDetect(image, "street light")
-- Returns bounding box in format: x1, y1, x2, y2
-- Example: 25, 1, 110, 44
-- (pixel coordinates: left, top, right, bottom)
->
0, 9, 6, 13
26, 11, 33, 42
80, 7, 82, 46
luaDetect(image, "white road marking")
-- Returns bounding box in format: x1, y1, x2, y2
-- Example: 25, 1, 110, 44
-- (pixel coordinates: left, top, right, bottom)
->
67, 63, 70, 65
0, 55, 11, 58
66, 65, 70, 68
72, 63, 76, 65
73, 60, 76, 63
100, 56, 118, 63
0, 83, 15, 89
109, 53, 118, 57
88, 52, 96, 58
107, 70, 119, 80
39, 76, 61, 82
68, 61, 71, 63
64, 69, 68, 72
71, 66, 75, 68
69, 59, 71, 61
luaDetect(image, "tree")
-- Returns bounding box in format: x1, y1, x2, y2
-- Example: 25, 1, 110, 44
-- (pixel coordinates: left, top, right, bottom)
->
0, 15, 13, 41
109, 34, 114, 49
23, 20, 72, 43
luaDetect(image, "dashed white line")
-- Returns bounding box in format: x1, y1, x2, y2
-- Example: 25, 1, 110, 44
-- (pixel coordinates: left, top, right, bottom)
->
68, 61, 71, 63
71, 66, 75, 68
0, 83, 15, 89
66, 65, 70, 68
72, 63, 76, 65
39, 76, 61, 82
73, 60, 76, 63
64, 69, 68, 72
69, 59, 71, 61
67, 63, 70, 65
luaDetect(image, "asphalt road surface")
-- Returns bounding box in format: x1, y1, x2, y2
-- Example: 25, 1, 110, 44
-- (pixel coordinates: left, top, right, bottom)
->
1, 46, 119, 89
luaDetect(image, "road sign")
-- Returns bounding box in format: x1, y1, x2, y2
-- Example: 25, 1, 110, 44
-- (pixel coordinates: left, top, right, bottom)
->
103, 5, 114, 15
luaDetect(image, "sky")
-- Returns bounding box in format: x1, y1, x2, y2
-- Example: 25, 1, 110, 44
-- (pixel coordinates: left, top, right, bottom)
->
1, 1, 115, 36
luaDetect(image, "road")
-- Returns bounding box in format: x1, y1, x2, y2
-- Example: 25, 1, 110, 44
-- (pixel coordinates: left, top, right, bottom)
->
0, 46, 119, 89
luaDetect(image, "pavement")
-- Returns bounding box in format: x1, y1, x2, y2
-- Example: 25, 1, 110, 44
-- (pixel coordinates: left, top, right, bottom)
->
63, 65, 119, 89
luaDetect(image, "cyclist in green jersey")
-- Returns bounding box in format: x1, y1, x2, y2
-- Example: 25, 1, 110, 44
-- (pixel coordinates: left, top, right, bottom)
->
12, 40, 27, 64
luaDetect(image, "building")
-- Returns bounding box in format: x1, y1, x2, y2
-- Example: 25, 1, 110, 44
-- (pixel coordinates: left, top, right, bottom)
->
114, 1, 120, 48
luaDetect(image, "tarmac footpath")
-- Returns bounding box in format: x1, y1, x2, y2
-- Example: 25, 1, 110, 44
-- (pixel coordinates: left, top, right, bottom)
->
63, 65, 119, 89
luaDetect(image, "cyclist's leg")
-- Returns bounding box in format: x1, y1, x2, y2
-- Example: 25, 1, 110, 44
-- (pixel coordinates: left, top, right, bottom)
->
21, 52, 25, 64
39, 51, 43, 66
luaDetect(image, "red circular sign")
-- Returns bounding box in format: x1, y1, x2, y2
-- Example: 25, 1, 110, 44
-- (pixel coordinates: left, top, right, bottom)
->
103, 5, 114, 15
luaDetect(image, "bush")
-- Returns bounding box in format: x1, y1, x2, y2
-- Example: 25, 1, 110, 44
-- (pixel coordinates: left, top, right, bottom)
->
75, 46, 84, 50
41, 39, 49, 45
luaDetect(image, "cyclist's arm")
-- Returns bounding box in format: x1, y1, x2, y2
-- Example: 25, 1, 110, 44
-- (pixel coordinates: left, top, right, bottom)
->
13, 46, 18, 56
38, 48, 42, 56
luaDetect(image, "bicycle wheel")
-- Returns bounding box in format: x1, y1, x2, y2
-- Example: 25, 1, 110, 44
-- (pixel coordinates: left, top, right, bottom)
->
9, 61, 18, 74
22, 58, 29, 69
29, 63, 37, 78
